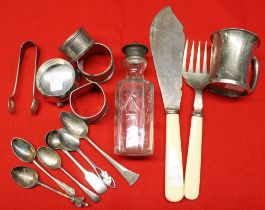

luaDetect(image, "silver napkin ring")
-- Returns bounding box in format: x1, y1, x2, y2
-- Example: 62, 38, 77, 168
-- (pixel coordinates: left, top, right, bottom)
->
69, 82, 107, 123
59, 28, 95, 62
60, 28, 115, 83
77, 43, 115, 83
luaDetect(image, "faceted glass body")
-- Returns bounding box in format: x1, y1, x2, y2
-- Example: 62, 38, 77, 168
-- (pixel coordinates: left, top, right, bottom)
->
114, 56, 154, 156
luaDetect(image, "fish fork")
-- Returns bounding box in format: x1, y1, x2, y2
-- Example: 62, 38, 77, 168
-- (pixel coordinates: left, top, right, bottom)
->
182, 40, 210, 200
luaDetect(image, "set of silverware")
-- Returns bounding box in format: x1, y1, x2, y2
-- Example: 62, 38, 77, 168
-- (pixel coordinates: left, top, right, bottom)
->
150, 6, 260, 202
8, 28, 113, 124
8, 4, 260, 206
11, 112, 140, 207
11, 137, 90, 207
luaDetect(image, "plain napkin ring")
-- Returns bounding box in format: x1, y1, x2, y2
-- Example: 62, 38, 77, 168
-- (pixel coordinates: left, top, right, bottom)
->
77, 42, 115, 83
69, 82, 107, 123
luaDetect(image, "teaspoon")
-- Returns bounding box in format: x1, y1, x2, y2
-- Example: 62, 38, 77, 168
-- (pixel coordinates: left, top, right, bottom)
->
11, 166, 88, 207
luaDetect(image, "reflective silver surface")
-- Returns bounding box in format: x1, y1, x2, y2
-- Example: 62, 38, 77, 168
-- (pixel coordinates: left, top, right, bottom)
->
208, 28, 260, 97
58, 128, 80, 151
37, 147, 100, 202
12, 138, 36, 162
60, 28, 95, 63
182, 41, 209, 116
58, 128, 116, 188
36, 58, 79, 106
37, 147, 61, 169
70, 82, 108, 123
11, 166, 38, 188
60, 112, 89, 138
11, 166, 89, 207
77, 43, 115, 83
60, 112, 140, 186
150, 7, 186, 202
46, 130, 62, 150
150, 6, 185, 113
8, 40, 39, 114
11, 137, 76, 197
58, 128, 108, 194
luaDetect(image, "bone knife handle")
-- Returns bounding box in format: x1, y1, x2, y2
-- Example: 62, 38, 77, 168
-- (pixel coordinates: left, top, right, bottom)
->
184, 115, 203, 200
165, 113, 184, 202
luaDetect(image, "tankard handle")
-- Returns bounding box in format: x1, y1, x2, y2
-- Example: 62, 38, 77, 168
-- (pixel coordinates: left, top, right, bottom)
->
249, 56, 259, 93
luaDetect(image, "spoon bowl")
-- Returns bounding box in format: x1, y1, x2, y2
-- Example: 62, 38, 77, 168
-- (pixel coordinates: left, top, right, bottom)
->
45, 130, 62, 150
11, 166, 38, 188
58, 128, 116, 188
37, 145, 101, 202
60, 112, 88, 138
11, 138, 36, 163
37, 147, 61, 170
57, 128, 107, 194
58, 128, 80, 151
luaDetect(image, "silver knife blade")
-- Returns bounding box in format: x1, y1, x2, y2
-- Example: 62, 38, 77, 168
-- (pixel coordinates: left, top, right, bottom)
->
150, 6, 185, 113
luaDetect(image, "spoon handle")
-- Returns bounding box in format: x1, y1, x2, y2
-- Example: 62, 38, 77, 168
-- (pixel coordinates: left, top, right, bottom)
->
33, 160, 76, 196
60, 167, 100, 203
38, 181, 69, 199
77, 149, 97, 168
77, 149, 116, 188
62, 150, 107, 194
84, 136, 140, 186
37, 181, 89, 207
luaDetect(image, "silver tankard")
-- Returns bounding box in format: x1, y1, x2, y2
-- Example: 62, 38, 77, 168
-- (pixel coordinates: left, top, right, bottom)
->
208, 28, 260, 97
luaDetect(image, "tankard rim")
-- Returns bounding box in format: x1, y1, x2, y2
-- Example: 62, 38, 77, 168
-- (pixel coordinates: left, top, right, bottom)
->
211, 28, 260, 47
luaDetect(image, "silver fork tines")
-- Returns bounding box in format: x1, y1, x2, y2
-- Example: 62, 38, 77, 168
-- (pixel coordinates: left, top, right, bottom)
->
182, 40, 210, 116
